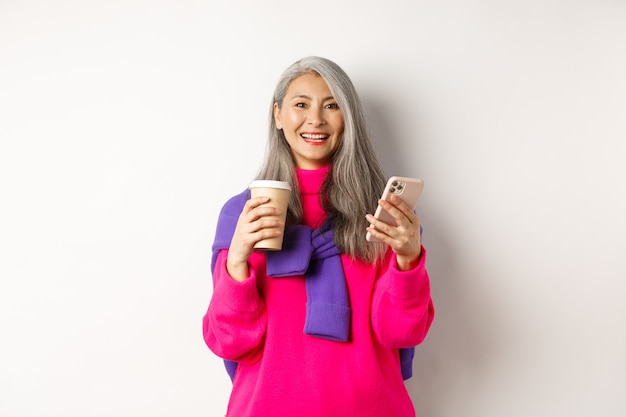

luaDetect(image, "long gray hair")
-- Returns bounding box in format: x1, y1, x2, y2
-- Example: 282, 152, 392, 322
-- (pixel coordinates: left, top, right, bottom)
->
256, 56, 387, 263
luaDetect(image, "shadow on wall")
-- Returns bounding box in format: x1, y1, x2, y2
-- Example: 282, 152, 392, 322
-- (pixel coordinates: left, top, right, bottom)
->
362, 96, 409, 176
405, 221, 503, 416
364, 96, 505, 416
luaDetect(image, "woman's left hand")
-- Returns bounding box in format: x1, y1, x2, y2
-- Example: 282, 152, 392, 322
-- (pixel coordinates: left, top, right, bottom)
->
366, 195, 421, 271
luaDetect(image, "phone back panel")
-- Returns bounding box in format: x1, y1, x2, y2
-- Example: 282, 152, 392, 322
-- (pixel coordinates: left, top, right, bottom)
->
366, 176, 424, 242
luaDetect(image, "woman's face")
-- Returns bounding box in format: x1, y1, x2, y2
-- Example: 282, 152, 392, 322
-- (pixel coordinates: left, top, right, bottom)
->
274, 72, 344, 170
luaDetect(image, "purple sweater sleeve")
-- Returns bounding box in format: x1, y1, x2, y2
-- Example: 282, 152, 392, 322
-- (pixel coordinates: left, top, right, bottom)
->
371, 246, 435, 349
202, 250, 267, 364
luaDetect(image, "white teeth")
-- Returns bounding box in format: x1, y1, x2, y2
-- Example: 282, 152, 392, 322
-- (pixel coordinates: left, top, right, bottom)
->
301, 133, 328, 139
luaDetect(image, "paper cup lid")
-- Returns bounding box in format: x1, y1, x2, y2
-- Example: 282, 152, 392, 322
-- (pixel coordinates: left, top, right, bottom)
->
248, 180, 291, 191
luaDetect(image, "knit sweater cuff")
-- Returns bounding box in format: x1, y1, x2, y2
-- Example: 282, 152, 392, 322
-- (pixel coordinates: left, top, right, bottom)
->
304, 302, 351, 342
389, 246, 429, 299
215, 250, 262, 313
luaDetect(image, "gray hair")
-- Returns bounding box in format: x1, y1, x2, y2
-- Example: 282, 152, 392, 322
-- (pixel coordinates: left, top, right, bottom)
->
256, 56, 387, 263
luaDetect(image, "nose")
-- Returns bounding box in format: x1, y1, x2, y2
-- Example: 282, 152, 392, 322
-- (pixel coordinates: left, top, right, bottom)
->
307, 106, 326, 126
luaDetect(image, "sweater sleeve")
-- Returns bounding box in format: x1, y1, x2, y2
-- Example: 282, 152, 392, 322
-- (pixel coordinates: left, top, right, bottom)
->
202, 250, 267, 364
371, 246, 434, 349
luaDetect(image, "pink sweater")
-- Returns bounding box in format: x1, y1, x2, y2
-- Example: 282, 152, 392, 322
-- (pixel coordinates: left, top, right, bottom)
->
203, 166, 434, 417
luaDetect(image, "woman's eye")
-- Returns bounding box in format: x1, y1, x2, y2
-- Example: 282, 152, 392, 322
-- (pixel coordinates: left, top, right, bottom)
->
325, 103, 339, 109
295, 102, 307, 108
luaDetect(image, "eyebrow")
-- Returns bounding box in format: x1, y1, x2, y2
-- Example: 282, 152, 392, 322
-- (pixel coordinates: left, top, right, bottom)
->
289, 94, 335, 101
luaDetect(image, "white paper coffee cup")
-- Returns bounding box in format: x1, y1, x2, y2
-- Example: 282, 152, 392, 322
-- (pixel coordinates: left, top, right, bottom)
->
248, 180, 291, 251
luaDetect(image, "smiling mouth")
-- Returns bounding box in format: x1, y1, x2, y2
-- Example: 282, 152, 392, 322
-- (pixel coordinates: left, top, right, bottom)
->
301, 133, 329, 143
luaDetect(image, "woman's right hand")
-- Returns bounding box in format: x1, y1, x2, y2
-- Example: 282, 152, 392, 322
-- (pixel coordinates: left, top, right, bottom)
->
226, 196, 284, 282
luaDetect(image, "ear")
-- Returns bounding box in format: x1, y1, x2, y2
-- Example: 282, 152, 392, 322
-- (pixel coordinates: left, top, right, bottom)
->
273, 102, 283, 129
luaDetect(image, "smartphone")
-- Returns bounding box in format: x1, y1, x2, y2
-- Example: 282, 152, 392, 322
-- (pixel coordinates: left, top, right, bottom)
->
366, 176, 424, 242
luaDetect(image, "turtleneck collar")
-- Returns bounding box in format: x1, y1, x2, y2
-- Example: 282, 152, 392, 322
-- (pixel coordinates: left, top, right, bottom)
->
296, 165, 331, 194
295, 165, 331, 229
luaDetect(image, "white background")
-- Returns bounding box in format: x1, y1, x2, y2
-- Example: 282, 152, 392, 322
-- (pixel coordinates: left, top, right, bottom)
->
1, 1, 625, 416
